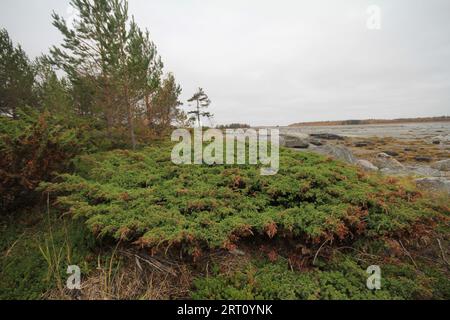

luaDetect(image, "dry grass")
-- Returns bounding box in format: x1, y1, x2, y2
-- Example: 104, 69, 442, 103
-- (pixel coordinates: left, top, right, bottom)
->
45, 249, 193, 300
41, 230, 450, 300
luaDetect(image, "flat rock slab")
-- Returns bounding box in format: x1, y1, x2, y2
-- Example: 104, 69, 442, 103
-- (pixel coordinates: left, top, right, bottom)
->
415, 156, 433, 162
407, 166, 447, 178
310, 133, 344, 140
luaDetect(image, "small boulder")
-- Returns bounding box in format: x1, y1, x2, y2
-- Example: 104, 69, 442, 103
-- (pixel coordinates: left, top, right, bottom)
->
431, 159, 450, 171
314, 145, 356, 164
280, 135, 310, 149
284, 139, 309, 149
356, 159, 378, 172
373, 153, 405, 170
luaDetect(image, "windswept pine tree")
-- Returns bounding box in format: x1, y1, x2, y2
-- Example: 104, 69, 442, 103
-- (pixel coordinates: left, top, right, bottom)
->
50, 0, 163, 149
187, 87, 212, 127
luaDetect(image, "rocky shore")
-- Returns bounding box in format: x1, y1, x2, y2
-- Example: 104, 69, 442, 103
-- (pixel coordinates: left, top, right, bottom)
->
278, 126, 450, 194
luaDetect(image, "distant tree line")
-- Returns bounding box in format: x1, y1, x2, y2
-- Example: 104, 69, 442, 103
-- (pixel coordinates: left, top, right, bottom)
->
216, 123, 251, 129
289, 116, 450, 127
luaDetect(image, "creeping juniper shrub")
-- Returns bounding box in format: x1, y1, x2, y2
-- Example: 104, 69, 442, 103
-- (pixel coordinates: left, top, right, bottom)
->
0, 110, 111, 212
42, 143, 445, 251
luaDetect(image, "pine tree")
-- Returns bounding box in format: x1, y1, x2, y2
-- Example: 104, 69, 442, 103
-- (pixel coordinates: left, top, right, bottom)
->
34, 56, 72, 115
50, 0, 163, 149
187, 88, 212, 127
0, 29, 36, 119
150, 73, 183, 133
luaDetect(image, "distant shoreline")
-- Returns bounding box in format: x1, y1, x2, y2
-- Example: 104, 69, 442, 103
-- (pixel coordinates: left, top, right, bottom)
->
289, 116, 450, 127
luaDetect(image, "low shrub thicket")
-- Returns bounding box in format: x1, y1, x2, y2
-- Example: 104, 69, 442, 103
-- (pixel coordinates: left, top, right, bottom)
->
0, 110, 113, 212
41, 143, 447, 254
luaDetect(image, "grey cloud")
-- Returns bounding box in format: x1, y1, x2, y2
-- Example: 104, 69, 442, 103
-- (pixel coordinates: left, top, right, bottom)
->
1, 0, 449, 125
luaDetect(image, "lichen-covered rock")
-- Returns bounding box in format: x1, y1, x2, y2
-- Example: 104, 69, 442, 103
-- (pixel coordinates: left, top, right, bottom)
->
373, 153, 405, 170
285, 140, 309, 149
280, 135, 310, 149
312, 145, 356, 164
356, 159, 378, 172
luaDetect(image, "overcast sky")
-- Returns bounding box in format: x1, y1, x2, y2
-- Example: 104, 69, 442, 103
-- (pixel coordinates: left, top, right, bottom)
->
1, 0, 449, 126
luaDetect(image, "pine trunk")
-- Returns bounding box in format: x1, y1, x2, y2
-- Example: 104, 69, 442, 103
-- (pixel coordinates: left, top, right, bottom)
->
125, 86, 136, 150
127, 104, 136, 150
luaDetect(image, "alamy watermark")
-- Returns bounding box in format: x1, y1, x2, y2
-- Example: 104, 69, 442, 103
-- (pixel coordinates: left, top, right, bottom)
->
366, 5, 382, 30
366, 265, 381, 290
171, 128, 279, 175
66, 265, 81, 290
65, 5, 78, 27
